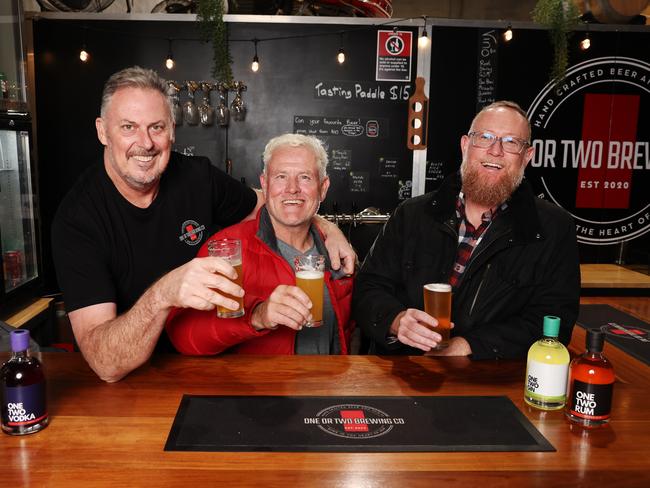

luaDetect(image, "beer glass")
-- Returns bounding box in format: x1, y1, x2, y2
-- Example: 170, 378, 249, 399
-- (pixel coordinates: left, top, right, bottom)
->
207, 239, 245, 318
294, 254, 325, 328
423, 283, 452, 349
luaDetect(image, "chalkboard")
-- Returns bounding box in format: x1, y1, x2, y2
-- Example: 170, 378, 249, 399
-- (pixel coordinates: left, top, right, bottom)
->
226, 22, 418, 214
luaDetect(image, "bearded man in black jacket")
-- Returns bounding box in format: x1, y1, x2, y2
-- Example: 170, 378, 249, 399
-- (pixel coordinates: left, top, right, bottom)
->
353, 101, 580, 359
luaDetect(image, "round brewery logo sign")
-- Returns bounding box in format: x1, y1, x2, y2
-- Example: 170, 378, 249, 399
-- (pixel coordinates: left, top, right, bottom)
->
313, 403, 401, 439
527, 56, 650, 245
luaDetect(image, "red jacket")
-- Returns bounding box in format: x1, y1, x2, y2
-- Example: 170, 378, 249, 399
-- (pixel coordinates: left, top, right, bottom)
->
166, 208, 355, 355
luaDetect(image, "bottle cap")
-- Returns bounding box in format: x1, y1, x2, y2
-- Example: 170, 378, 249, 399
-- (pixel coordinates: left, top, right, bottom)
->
10, 329, 30, 352
586, 329, 605, 352
542, 315, 561, 337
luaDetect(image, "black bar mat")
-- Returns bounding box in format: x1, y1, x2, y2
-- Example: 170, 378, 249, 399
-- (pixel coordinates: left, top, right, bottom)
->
578, 304, 650, 366
164, 396, 554, 452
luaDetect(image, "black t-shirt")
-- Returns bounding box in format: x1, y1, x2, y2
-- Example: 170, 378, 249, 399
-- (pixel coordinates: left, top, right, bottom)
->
52, 152, 257, 349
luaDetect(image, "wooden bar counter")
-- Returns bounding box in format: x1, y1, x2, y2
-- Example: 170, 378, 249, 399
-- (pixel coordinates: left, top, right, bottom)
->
580, 264, 650, 289
3, 344, 650, 487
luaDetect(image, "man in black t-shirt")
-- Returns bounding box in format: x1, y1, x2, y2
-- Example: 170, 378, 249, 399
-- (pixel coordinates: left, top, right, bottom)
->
52, 67, 355, 382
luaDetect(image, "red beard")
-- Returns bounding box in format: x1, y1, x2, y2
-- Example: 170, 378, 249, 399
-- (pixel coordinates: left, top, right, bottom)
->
460, 159, 524, 208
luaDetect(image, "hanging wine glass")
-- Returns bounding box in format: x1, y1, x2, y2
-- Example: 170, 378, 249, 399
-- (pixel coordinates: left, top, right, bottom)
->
183, 81, 199, 126
198, 82, 215, 126
216, 82, 230, 127
166, 81, 183, 126
230, 81, 247, 122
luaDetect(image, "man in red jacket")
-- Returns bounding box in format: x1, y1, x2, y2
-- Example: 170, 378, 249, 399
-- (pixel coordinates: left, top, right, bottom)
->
166, 134, 354, 355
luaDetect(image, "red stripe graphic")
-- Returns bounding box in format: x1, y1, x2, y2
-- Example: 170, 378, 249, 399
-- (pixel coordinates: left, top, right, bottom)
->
576, 93, 639, 209
340, 410, 369, 433
8, 412, 49, 426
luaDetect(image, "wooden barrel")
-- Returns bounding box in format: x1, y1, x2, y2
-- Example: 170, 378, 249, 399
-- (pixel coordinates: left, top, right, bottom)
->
580, 0, 649, 24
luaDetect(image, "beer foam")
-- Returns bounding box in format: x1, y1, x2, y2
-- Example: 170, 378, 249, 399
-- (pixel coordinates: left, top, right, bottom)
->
424, 283, 451, 292
296, 270, 324, 279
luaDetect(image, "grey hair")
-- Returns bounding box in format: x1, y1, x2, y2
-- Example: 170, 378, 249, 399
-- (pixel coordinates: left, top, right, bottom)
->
470, 100, 532, 142
100, 66, 173, 119
262, 133, 329, 179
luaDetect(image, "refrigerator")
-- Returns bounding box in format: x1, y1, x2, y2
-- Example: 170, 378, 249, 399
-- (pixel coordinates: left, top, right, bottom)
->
0, 0, 42, 312
0, 111, 41, 310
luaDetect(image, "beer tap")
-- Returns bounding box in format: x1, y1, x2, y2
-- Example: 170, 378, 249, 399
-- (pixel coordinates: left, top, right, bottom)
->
351, 201, 358, 227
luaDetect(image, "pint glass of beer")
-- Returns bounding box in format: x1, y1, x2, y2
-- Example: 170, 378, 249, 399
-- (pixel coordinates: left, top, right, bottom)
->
294, 254, 325, 328
423, 283, 452, 349
207, 239, 245, 318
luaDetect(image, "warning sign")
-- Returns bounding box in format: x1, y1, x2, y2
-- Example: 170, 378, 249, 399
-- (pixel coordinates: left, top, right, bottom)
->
376, 30, 413, 82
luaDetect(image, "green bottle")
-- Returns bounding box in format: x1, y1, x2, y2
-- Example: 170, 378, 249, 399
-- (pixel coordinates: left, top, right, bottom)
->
524, 315, 570, 410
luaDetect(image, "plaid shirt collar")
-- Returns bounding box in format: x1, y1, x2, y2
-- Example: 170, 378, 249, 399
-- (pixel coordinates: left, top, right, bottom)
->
455, 192, 507, 232
449, 193, 507, 288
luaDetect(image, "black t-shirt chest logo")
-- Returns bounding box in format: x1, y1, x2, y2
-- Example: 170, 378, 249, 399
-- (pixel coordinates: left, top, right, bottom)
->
178, 220, 205, 246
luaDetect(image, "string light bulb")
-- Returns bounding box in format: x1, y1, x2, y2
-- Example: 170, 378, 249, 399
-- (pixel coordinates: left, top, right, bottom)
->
251, 39, 260, 72
580, 33, 591, 50
418, 16, 429, 48
337, 47, 346, 64
165, 39, 175, 70
79, 44, 89, 62
503, 24, 513, 42
79, 26, 89, 62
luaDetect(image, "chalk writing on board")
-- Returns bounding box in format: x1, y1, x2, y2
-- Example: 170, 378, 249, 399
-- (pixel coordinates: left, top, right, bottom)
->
426, 160, 445, 182
350, 172, 369, 193
314, 81, 412, 102
331, 149, 352, 171
294, 116, 389, 139
476, 29, 498, 111
342, 123, 364, 137
398, 180, 412, 200
379, 157, 399, 178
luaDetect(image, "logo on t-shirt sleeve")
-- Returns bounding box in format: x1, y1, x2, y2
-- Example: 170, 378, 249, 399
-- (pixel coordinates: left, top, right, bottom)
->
178, 220, 205, 246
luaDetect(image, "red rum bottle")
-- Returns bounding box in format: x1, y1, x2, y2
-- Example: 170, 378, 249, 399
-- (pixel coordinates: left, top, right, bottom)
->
1, 330, 49, 435
566, 329, 615, 427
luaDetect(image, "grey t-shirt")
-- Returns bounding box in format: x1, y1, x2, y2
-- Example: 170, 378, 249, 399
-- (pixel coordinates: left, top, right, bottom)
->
277, 238, 340, 355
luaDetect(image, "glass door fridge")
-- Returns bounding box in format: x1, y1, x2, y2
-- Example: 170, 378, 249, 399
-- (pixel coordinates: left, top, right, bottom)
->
0, 112, 41, 308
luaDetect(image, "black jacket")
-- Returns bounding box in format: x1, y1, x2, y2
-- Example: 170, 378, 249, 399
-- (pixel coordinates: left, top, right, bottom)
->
353, 173, 580, 359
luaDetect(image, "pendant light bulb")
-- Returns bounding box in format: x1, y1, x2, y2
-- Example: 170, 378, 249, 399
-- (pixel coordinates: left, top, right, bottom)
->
337, 48, 346, 64
418, 17, 429, 48
165, 39, 174, 70
580, 34, 591, 51
251, 39, 260, 73
503, 25, 513, 42
79, 26, 89, 63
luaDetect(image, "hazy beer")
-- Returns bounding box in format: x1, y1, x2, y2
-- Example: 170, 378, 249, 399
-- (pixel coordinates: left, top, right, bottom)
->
423, 283, 452, 349
207, 239, 245, 318
294, 255, 325, 328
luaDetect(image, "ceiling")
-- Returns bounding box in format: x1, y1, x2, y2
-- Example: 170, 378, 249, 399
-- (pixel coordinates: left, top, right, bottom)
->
392, 0, 650, 24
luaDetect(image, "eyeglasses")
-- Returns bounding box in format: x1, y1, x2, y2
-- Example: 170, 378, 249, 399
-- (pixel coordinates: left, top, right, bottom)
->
468, 130, 529, 155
